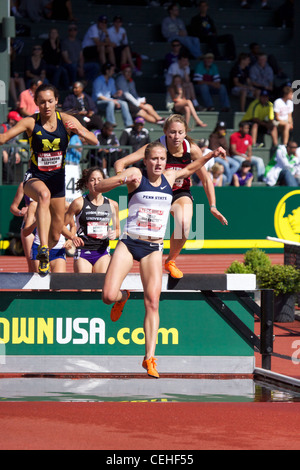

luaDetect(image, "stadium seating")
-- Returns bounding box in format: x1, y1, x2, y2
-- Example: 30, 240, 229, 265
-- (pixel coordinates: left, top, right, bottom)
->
11, 0, 294, 183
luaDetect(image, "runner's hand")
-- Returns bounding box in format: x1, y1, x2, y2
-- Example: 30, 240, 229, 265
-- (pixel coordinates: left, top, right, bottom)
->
210, 207, 228, 226
212, 146, 226, 160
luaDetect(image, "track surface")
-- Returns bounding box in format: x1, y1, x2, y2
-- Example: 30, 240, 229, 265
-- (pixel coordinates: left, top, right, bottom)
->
1, 253, 300, 450
1, 402, 300, 450
0, 253, 284, 274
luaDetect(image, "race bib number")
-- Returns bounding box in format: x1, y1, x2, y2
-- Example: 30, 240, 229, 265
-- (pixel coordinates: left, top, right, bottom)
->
87, 221, 108, 239
137, 207, 164, 232
37, 151, 63, 171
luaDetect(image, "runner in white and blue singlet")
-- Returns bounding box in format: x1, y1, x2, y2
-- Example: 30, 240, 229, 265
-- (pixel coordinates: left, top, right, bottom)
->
95, 140, 226, 378
114, 114, 228, 280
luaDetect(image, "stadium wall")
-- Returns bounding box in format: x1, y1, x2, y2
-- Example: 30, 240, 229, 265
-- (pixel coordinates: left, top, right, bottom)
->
1, 185, 299, 254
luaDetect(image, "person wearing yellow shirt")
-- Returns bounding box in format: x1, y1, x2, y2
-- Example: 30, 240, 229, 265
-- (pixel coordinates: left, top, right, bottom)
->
242, 89, 278, 147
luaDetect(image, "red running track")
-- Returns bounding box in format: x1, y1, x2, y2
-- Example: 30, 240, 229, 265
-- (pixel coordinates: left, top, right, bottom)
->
1, 253, 300, 450
0, 253, 284, 274
0, 402, 300, 450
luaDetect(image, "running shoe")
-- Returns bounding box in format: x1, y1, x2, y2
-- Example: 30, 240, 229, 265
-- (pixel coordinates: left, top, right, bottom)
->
36, 245, 50, 276
142, 357, 159, 378
165, 260, 183, 279
110, 290, 130, 322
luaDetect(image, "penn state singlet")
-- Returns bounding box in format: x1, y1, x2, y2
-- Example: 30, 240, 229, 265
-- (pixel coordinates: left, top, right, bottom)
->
124, 174, 173, 239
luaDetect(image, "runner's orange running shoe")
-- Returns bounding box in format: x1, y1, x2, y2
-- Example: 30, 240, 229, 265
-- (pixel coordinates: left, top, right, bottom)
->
165, 260, 183, 279
142, 357, 160, 378
110, 290, 130, 322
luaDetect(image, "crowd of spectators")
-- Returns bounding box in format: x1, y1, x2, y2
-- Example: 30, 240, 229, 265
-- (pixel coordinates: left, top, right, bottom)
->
4, 0, 298, 188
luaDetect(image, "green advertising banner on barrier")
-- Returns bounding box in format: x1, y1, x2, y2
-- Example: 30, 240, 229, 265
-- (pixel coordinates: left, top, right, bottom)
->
0, 291, 255, 374
1, 185, 299, 253
0, 291, 254, 357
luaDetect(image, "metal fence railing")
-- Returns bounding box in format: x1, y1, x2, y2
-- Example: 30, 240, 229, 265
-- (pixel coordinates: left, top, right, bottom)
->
0, 143, 133, 185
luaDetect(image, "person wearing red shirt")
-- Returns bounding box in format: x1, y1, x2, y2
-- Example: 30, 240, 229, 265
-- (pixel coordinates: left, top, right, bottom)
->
229, 121, 265, 180
19, 78, 42, 117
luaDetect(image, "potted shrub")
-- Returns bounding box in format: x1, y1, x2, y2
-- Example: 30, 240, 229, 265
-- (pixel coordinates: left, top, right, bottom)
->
257, 264, 300, 322
243, 247, 271, 274
226, 249, 300, 322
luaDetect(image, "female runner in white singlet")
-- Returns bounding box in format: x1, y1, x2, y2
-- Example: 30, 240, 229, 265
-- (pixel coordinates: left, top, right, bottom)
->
114, 114, 228, 279
95, 140, 226, 378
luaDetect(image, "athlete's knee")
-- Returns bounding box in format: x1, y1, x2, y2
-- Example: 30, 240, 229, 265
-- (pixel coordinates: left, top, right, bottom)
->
173, 219, 191, 240
38, 188, 51, 206
144, 293, 160, 313
102, 287, 118, 305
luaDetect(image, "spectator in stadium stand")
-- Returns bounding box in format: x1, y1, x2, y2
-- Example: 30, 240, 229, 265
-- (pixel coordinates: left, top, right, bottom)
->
61, 22, 104, 82
248, 42, 287, 81
242, 89, 278, 148
264, 140, 300, 187
167, 74, 207, 128
42, 28, 70, 90
273, 85, 294, 146
189, 1, 236, 60
18, 78, 42, 117
163, 40, 183, 71
161, 3, 202, 60
90, 122, 123, 177
165, 52, 201, 110
107, 15, 142, 75
82, 16, 116, 68
24, 44, 47, 88
62, 81, 103, 131
18, 0, 52, 22
208, 121, 240, 184
231, 160, 253, 187
92, 63, 133, 129
9, 39, 26, 109
119, 116, 150, 156
193, 53, 230, 112
230, 53, 255, 112
61, 23, 85, 85
249, 53, 274, 100
115, 65, 165, 124
229, 120, 266, 181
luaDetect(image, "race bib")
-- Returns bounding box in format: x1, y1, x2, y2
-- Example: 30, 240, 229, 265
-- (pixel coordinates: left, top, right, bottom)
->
37, 151, 63, 171
137, 207, 164, 232
87, 221, 108, 239
169, 166, 184, 190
